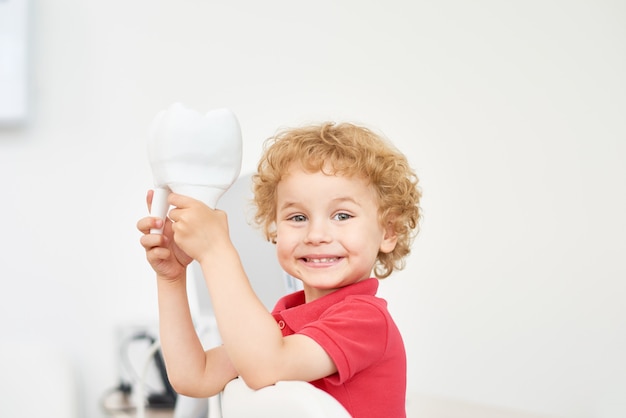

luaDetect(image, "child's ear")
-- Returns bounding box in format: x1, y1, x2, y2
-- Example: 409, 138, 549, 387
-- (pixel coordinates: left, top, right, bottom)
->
380, 222, 398, 254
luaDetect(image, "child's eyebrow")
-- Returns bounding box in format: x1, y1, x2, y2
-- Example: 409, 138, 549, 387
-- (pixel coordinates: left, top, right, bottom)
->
278, 201, 299, 211
278, 196, 362, 212
331, 196, 362, 207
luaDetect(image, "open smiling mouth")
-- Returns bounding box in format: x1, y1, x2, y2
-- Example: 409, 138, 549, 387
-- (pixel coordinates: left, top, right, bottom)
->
302, 257, 341, 263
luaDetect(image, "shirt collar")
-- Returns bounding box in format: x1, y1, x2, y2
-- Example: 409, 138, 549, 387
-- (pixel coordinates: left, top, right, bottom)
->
273, 278, 379, 332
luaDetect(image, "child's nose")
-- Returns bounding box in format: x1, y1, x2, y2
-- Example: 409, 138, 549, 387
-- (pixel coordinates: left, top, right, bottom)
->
304, 219, 332, 244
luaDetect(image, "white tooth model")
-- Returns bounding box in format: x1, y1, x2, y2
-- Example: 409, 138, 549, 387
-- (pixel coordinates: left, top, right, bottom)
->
147, 102, 242, 233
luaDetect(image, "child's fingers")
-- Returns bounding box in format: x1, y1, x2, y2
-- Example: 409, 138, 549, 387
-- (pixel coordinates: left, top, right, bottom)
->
139, 232, 166, 250
168, 192, 202, 209
145, 246, 171, 264
137, 216, 164, 234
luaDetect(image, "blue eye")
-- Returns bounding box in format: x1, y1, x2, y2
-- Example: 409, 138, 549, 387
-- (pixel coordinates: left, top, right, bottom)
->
289, 214, 307, 222
334, 213, 352, 221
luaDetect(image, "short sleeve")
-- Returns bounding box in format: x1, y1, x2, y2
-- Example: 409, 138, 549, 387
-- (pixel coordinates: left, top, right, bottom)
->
298, 296, 390, 384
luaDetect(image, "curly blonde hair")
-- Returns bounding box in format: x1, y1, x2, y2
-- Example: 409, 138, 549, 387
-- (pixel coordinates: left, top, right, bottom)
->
252, 122, 421, 278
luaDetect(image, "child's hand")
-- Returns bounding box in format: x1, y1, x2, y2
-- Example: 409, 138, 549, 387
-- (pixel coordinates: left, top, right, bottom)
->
137, 190, 193, 281
166, 193, 232, 264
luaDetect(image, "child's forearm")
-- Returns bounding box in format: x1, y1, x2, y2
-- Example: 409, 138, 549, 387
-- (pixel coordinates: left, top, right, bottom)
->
198, 244, 288, 389
156, 275, 237, 397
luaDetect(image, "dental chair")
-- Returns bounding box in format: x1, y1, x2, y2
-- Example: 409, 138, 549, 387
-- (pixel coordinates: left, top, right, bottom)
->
221, 378, 351, 418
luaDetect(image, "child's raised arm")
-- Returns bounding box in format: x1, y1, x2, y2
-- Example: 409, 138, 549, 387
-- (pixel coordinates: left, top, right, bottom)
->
155, 276, 238, 397
166, 193, 338, 389
138, 191, 238, 397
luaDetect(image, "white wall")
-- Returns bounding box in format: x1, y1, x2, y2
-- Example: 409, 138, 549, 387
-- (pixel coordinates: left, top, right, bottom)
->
0, 1, 624, 417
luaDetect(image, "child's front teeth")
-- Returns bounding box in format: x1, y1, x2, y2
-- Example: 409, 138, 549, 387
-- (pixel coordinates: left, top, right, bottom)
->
309, 258, 337, 263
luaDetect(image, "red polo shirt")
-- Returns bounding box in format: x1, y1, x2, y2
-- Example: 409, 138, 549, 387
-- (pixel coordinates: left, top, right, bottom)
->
271, 278, 406, 418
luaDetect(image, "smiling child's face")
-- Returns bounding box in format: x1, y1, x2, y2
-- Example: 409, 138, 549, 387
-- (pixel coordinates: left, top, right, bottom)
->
274, 164, 397, 301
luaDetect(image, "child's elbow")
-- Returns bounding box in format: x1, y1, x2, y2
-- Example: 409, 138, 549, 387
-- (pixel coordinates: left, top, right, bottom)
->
168, 375, 196, 397
239, 373, 277, 391
168, 374, 219, 398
